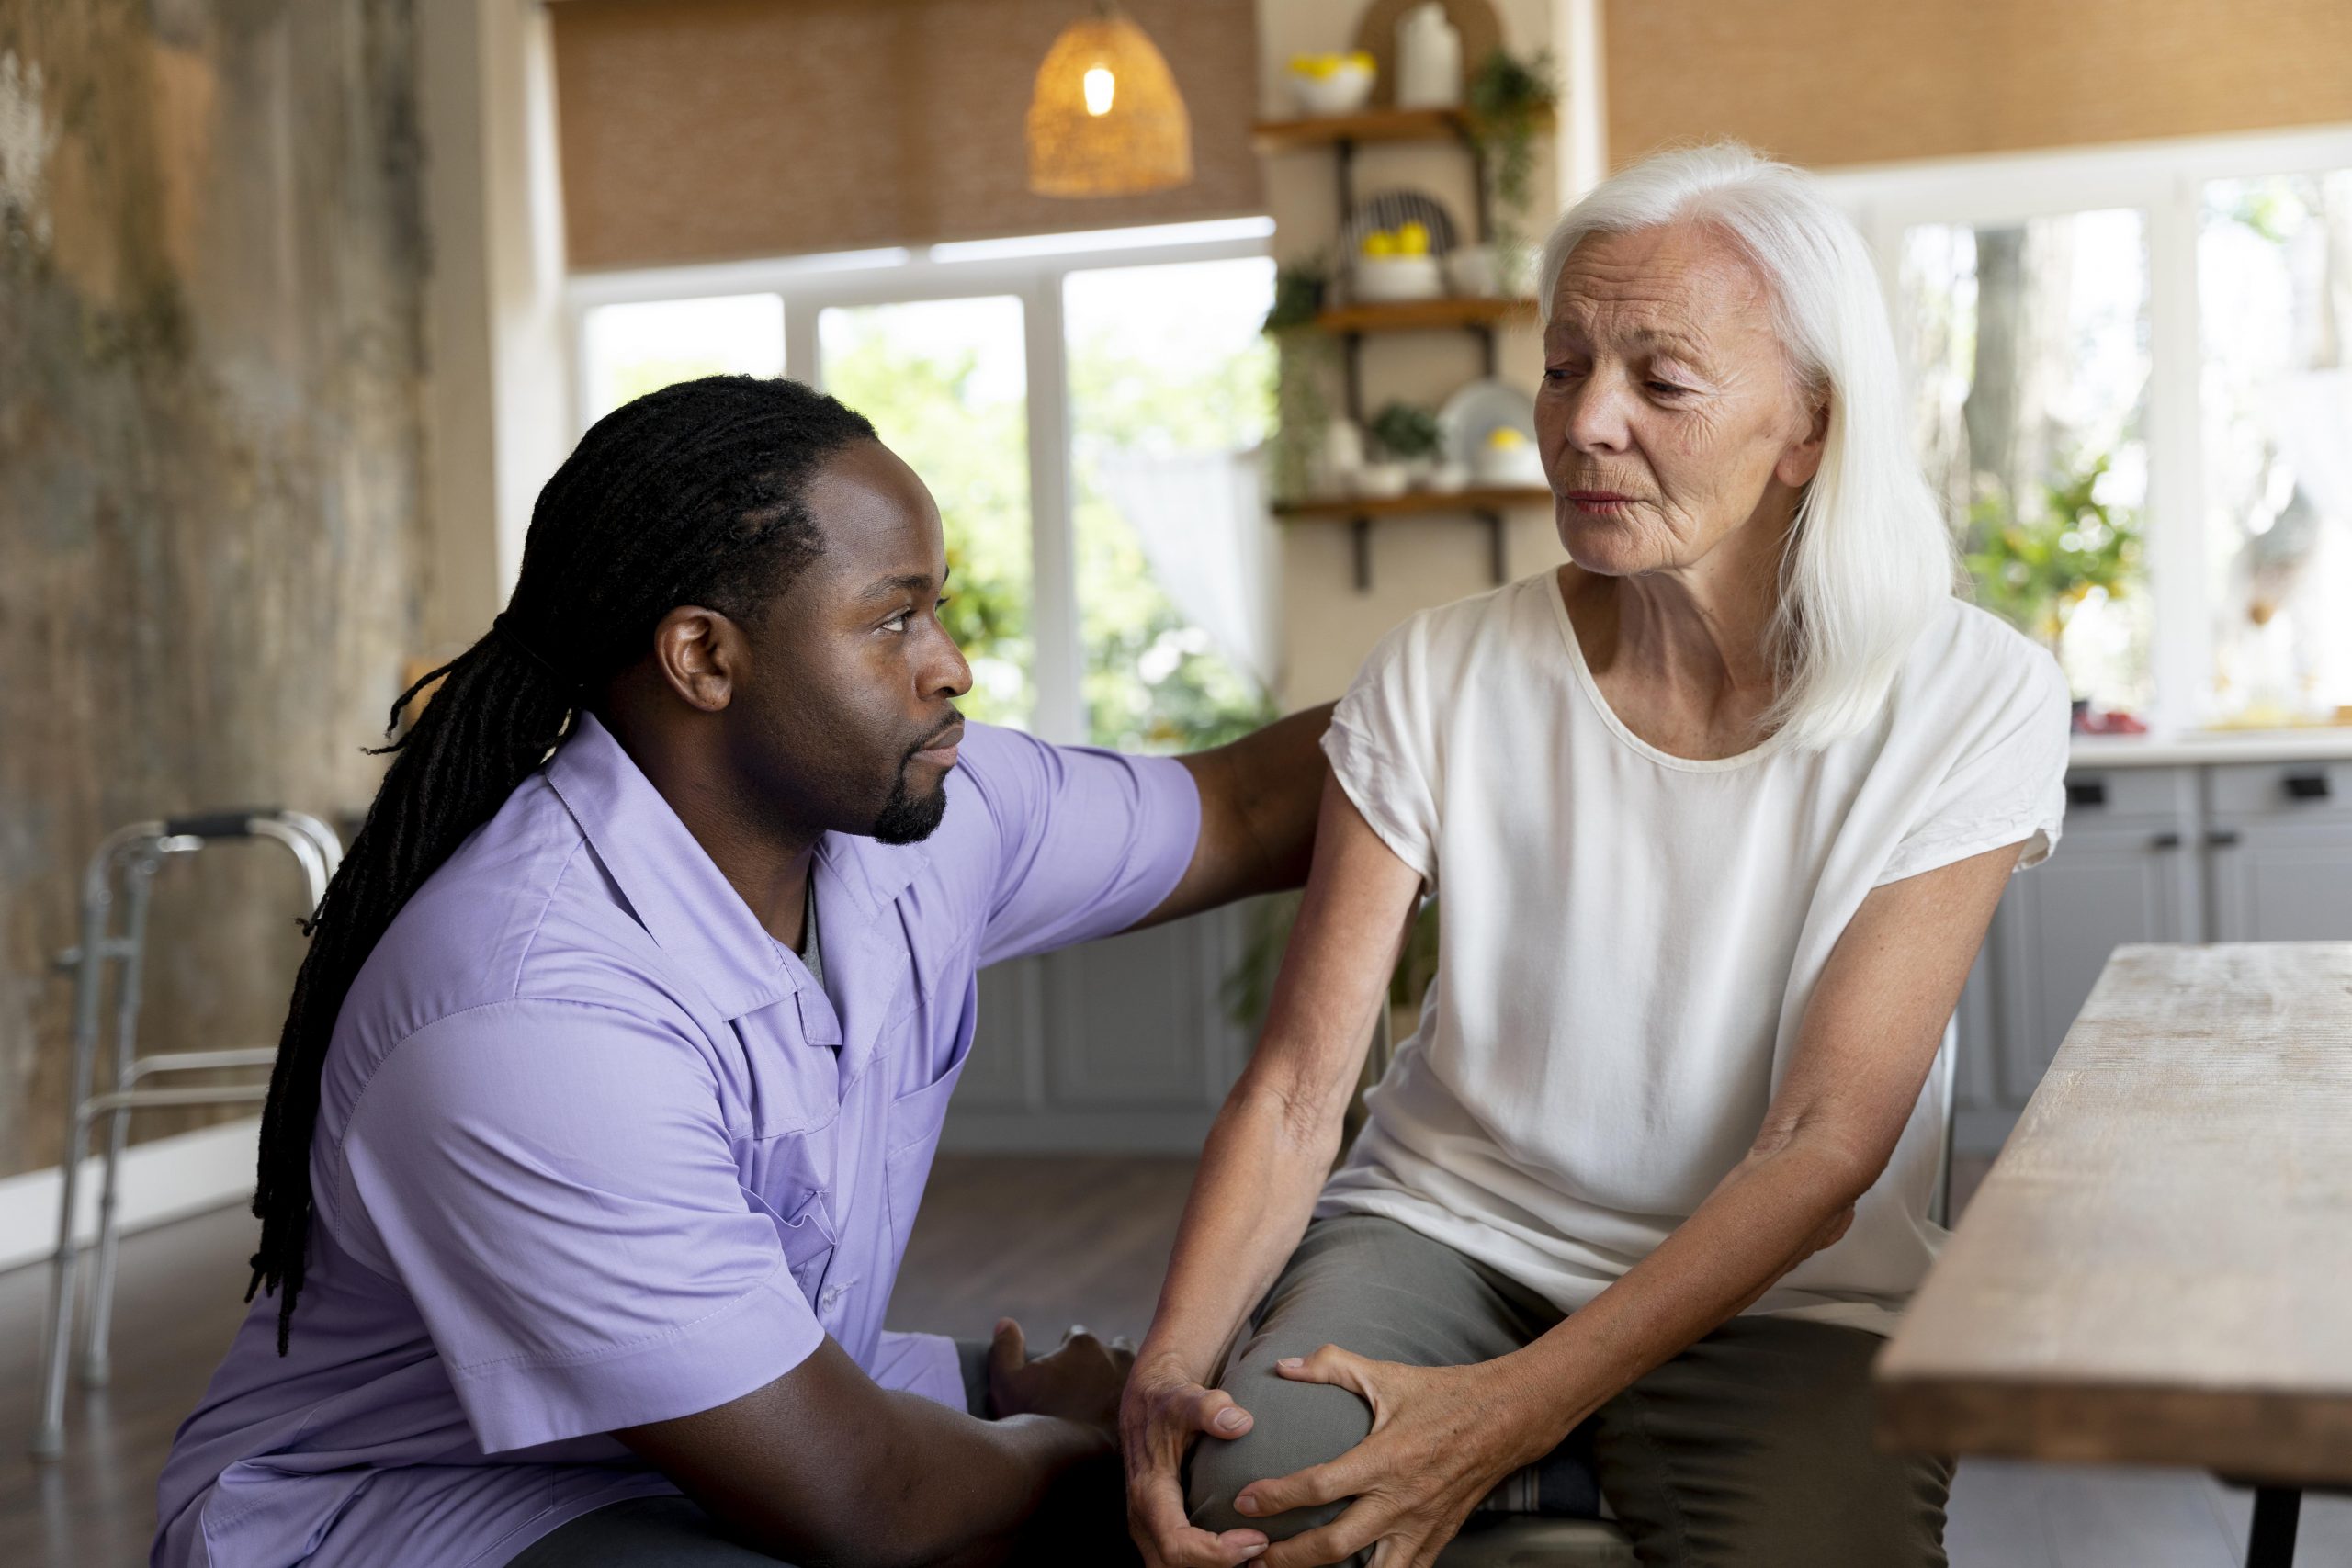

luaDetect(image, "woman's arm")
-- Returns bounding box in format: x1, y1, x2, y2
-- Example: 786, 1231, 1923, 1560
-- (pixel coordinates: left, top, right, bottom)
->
1122, 778, 1427, 1568
1236, 840, 2025, 1568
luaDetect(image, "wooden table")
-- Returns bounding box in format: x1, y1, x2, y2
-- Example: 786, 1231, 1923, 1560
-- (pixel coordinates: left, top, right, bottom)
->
1877, 943, 2352, 1567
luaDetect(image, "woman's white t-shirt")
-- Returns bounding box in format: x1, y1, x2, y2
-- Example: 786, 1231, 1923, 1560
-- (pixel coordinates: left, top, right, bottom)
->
1316, 570, 2071, 1337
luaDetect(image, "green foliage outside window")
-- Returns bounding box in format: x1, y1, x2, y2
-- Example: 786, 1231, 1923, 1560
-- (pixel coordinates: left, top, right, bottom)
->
821, 300, 1275, 752
1069, 308, 1278, 753
821, 320, 1038, 730
1964, 451, 2143, 653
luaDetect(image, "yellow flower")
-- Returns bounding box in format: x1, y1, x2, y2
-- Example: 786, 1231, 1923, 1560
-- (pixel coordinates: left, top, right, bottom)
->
1363, 230, 1399, 257
1486, 427, 1527, 448
1396, 220, 1430, 255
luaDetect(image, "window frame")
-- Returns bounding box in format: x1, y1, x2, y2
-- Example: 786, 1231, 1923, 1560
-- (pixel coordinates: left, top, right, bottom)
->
563, 218, 1277, 744
1815, 123, 2352, 734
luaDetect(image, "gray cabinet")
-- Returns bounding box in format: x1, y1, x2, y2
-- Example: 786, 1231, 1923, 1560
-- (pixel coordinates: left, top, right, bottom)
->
2205, 760, 2352, 941
943, 899, 1262, 1152
1954, 753, 2352, 1154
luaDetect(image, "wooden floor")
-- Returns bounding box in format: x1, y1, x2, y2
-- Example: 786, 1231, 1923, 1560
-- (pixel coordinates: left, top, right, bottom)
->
3, 1155, 2346, 1567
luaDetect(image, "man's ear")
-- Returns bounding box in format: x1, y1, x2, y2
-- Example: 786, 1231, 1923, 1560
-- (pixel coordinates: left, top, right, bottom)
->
1778, 393, 1830, 489
651, 605, 742, 714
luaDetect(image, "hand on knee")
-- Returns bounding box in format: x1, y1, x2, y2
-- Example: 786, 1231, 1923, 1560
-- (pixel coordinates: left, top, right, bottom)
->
1183, 1398, 1360, 1541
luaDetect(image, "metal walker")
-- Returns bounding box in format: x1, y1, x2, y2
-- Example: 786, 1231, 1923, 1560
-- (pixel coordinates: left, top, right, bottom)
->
29, 808, 342, 1460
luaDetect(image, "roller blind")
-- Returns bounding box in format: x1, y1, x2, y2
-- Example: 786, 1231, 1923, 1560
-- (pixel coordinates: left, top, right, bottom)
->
551, 0, 1264, 272
1606, 0, 2352, 170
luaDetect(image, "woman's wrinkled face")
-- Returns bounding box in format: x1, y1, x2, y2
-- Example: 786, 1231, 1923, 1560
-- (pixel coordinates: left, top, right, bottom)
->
1535, 220, 1826, 579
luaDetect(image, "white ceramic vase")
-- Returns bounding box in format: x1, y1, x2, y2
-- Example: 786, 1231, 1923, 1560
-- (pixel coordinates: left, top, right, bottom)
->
1395, 3, 1463, 109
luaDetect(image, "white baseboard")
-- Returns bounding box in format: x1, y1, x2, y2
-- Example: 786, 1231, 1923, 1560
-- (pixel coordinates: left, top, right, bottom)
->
0, 1116, 259, 1275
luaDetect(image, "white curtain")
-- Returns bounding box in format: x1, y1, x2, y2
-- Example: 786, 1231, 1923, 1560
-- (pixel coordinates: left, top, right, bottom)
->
1094, 446, 1282, 694
2266, 369, 2352, 519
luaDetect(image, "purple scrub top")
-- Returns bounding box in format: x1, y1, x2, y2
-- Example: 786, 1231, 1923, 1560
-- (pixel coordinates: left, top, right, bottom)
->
152, 713, 1200, 1568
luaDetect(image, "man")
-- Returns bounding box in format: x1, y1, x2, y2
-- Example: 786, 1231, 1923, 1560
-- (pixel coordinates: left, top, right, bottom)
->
153, 377, 1314, 1567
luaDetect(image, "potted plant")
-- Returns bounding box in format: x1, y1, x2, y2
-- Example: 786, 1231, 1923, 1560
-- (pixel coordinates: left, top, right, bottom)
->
1369, 400, 1441, 465
1964, 450, 2143, 728
1264, 257, 1336, 502
1464, 47, 1559, 294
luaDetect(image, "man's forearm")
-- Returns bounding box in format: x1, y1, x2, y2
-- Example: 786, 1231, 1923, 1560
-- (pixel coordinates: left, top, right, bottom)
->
624, 1343, 1112, 1568
1222, 702, 1337, 890
1157, 705, 1336, 923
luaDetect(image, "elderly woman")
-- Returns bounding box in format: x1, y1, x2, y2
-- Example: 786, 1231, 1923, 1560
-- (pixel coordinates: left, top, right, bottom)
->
1120, 145, 2071, 1568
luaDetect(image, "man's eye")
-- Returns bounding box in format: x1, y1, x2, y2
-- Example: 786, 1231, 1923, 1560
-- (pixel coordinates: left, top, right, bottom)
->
880, 610, 912, 634
1647, 380, 1690, 397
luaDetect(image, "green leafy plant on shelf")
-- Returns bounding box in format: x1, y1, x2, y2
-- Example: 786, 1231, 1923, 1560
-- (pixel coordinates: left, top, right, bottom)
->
1464, 48, 1559, 289
1368, 400, 1442, 461
1265, 256, 1336, 502
1963, 451, 2143, 652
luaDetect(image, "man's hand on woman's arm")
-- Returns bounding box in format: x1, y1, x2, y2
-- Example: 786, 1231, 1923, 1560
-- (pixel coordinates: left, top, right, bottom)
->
1228, 840, 2027, 1568
1123, 778, 1426, 1568
617, 1320, 1131, 1568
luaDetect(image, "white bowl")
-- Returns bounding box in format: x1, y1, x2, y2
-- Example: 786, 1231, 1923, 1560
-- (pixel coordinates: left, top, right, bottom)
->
1288, 62, 1375, 117
1473, 446, 1548, 488
1445, 246, 1498, 298
1352, 254, 1444, 302
1355, 462, 1410, 498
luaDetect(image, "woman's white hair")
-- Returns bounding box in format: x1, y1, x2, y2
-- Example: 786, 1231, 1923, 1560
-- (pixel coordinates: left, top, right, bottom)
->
1536, 142, 1956, 750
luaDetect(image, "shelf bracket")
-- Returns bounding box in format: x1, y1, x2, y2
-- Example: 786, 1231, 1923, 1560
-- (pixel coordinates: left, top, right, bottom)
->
1476, 509, 1507, 584
1351, 518, 1374, 593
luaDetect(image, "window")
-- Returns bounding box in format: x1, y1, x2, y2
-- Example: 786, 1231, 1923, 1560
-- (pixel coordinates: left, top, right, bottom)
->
1896, 211, 2152, 720
568, 218, 1278, 747
819, 297, 1036, 728
2199, 170, 2352, 727
1827, 128, 2352, 735
1064, 257, 1277, 750
580, 294, 786, 424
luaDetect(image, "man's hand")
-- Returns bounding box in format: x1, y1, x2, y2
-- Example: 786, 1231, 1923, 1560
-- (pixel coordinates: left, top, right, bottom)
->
989, 1318, 1136, 1435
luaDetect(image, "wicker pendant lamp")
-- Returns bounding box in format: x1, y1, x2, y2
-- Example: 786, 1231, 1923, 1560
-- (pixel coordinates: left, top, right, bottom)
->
1026, 3, 1193, 197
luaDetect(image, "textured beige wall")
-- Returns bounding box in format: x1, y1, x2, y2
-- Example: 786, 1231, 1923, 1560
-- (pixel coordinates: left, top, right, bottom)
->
1605, 0, 2352, 169
0, 0, 428, 1176
553, 0, 1265, 270
1260, 0, 1565, 709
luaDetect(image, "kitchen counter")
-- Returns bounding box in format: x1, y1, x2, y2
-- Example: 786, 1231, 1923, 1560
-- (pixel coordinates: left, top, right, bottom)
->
2069, 728, 2352, 768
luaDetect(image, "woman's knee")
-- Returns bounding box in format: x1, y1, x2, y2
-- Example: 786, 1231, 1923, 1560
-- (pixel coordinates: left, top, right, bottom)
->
1182, 1372, 1370, 1540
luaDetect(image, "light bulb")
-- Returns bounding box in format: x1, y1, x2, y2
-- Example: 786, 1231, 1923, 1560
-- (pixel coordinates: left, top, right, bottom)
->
1083, 66, 1115, 116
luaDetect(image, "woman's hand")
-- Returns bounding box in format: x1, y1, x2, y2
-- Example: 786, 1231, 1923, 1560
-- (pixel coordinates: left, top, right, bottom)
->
1233, 1348, 1559, 1568
1121, 1350, 1272, 1567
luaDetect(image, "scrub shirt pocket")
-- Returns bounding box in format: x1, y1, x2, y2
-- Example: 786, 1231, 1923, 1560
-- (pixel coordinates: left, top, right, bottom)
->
882, 1057, 967, 1251
740, 1184, 839, 1301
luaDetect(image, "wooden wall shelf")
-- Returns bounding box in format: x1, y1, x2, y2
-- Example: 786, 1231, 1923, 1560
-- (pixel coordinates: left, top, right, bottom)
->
1275, 486, 1553, 590
1314, 297, 1537, 334
1252, 106, 1554, 153
1257, 98, 1557, 590
1273, 486, 1551, 521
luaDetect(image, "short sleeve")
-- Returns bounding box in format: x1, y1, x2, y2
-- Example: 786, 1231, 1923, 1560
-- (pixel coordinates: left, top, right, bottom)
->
1875, 637, 2073, 887
1322, 619, 1442, 889
962, 726, 1203, 966
334, 999, 823, 1454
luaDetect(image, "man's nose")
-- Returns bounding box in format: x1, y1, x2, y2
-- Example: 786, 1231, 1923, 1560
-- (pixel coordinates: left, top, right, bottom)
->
928, 629, 973, 700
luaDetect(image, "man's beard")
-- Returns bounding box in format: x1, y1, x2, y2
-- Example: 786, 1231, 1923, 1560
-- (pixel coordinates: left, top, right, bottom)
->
869, 758, 950, 844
